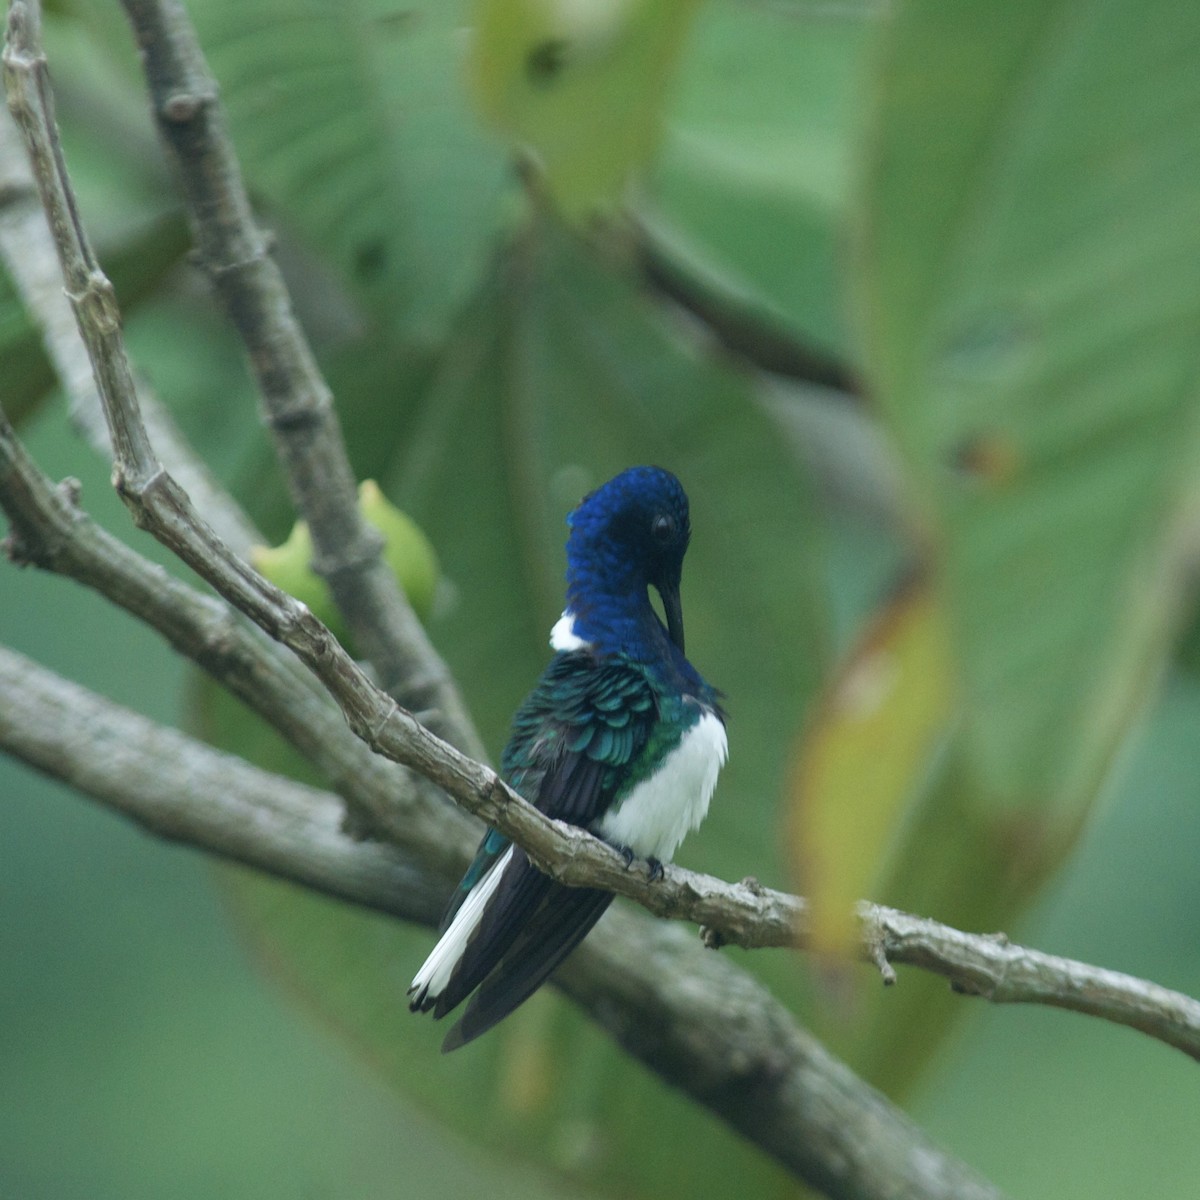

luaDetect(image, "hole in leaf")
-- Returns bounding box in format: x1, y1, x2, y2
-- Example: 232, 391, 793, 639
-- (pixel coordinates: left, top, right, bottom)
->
526, 38, 570, 85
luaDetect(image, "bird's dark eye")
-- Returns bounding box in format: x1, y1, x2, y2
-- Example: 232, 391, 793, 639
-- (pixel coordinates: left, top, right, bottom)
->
651, 514, 675, 542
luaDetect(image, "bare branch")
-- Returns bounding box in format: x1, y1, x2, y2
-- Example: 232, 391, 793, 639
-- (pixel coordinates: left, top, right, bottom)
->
0, 643, 446, 924
635, 219, 861, 394
862, 905, 1200, 1061
0, 642, 1005, 1200
6, 356, 1197, 1083
117, 0, 480, 752
0, 399, 473, 870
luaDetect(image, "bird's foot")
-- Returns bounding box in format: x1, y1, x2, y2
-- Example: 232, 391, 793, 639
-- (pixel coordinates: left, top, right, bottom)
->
619, 845, 636, 868
645, 856, 665, 882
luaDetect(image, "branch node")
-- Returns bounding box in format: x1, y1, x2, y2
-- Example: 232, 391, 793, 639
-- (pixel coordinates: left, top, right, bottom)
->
311, 532, 387, 584
365, 695, 400, 752
160, 88, 216, 123
859, 907, 899, 985
339, 800, 376, 843
873, 943, 898, 987
56, 475, 83, 508
700, 925, 727, 950
262, 398, 328, 434
3, 529, 30, 565
203, 240, 273, 278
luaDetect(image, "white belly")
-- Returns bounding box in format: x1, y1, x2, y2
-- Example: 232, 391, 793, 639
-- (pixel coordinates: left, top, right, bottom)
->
596, 711, 727, 861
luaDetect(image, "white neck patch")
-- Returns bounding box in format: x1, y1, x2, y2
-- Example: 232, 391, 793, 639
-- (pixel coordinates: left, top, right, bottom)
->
550, 610, 593, 652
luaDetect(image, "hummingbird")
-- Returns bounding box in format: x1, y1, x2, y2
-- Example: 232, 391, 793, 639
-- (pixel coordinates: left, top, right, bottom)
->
409, 466, 726, 1050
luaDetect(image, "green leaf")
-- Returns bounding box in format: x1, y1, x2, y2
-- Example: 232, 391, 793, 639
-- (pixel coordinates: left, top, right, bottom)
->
859, 0, 1200, 821
205, 216, 832, 1199
831, 0, 1200, 1095
643, 1, 874, 357
194, 0, 510, 340
252, 480, 439, 640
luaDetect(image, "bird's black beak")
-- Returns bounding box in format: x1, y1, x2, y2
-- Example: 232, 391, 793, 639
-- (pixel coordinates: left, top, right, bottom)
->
659, 582, 685, 654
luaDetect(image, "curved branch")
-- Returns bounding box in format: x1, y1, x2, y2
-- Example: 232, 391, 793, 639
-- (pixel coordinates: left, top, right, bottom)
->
635, 221, 861, 394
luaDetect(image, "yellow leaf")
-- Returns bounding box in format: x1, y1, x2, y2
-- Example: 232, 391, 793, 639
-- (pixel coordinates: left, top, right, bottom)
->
788, 576, 954, 955
471, 0, 701, 213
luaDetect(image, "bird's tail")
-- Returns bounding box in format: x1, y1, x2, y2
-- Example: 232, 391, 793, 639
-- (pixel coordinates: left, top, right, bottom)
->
408, 846, 514, 1014
440, 887, 612, 1051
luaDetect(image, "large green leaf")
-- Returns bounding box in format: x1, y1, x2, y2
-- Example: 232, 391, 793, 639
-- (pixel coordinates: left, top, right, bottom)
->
643, 1, 875, 358
859, 0, 1200, 819
206, 218, 832, 1199
193, 0, 510, 341
828, 0, 1200, 1093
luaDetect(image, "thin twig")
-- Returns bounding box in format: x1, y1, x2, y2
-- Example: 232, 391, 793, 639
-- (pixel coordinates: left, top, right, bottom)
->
635, 219, 861, 393
0, 102, 261, 555
862, 905, 1200, 1060
118, 0, 480, 753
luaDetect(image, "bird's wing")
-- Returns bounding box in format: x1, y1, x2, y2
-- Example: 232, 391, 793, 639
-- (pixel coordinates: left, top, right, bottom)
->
413, 654, 658, 1043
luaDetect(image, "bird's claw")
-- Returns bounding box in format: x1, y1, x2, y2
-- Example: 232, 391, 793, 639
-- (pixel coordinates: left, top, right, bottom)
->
616, 847, 662, 880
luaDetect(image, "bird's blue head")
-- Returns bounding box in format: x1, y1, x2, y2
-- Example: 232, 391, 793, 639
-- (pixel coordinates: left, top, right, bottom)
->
564, 466, 692, 659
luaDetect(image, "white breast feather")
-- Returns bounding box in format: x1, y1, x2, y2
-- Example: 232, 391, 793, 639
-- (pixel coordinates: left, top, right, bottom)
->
596, 711, 727, 862
409, 846, 514, 1005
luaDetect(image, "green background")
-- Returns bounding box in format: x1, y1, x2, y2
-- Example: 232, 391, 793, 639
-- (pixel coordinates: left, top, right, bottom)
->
3, 0, 1200, 1196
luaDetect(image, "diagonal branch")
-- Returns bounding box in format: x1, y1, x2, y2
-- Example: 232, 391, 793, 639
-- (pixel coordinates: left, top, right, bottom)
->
0, 399, 474, 872
5, 389, 1196, 1065
0, 641, 1005, 1200
118, 0, 480, 754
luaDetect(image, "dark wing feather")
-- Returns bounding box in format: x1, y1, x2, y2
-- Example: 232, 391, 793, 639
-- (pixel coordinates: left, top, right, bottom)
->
428, 653, 658, 1041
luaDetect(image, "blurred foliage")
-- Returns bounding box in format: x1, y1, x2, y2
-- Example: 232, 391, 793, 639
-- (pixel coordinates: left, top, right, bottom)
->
3, 0, 1200, 1198
253, 479, 441, 638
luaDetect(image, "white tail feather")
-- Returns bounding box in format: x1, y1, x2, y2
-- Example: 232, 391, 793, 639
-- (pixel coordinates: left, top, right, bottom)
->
409, 846, 513, 1006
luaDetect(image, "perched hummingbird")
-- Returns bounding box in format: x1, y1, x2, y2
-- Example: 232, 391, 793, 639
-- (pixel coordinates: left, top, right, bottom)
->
409, 466, 727, 1050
